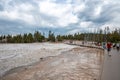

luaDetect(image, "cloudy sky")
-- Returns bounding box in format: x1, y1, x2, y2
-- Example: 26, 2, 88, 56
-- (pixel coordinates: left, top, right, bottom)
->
0, 0, 120, 35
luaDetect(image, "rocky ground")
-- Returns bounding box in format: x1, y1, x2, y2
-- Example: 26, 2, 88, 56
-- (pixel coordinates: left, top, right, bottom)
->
0, 43, 104, 80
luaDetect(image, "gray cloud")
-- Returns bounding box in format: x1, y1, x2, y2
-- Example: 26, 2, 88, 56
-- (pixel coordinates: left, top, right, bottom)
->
0, 19, 32, 34
0, 4, 4, 11
0, 0, 120, 35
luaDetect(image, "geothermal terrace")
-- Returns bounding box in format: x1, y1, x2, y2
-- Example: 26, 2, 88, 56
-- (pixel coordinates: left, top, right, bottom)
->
0, 43, 104, 80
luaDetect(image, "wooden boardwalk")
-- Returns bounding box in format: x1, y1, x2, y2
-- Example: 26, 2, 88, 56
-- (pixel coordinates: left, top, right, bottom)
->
101, 49, 120, 80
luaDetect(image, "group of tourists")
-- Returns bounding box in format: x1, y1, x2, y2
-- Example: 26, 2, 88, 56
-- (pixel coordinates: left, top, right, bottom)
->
113, 43, 120, 51
103, 42, 120, 56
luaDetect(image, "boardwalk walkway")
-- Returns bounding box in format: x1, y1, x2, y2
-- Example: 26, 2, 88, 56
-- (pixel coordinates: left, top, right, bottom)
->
101, 49, 120, 80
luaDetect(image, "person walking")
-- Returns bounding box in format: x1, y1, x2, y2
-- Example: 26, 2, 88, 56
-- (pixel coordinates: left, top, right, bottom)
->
102, 42, 106, 49
113, 43, 116, 49
107, 42, 112, 56
116, 43, 120, 51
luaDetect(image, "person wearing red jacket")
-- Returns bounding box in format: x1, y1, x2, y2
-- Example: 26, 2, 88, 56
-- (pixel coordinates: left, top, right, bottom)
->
107, 42, 112, 56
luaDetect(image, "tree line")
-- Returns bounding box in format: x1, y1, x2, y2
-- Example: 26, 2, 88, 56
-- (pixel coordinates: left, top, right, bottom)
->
0, 28, 120, 43
0, 31, 45, 43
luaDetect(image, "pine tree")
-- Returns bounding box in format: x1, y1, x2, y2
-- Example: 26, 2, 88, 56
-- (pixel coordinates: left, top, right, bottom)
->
27, 33, 34, 43
56, 35, 63, 41
23, 34, 28, 43
6, 35, 12, 43
48, 31, 55, 42
34, 31, 44, 42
